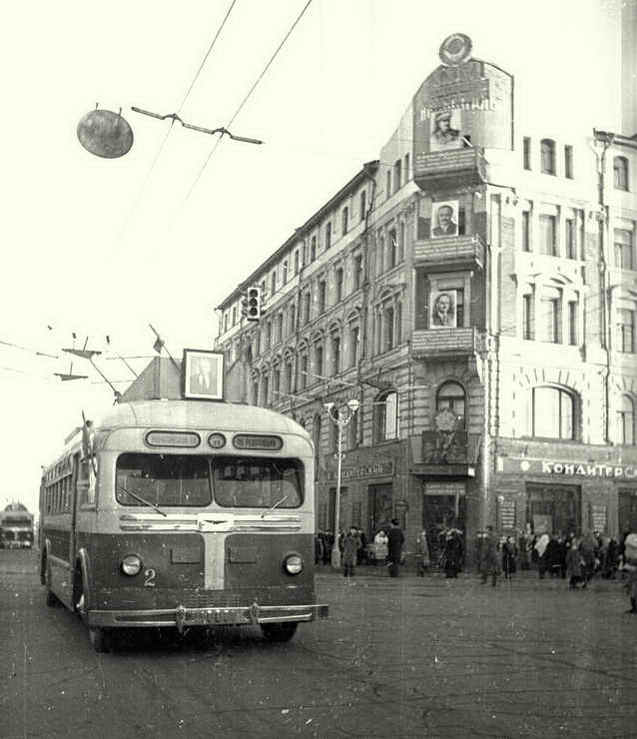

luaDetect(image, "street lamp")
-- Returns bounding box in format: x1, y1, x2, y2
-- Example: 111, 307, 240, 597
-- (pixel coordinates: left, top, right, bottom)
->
324, 398, 360, 569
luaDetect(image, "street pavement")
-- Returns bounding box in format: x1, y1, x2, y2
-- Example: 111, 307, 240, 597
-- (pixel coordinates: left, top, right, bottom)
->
1, 551, 636, 738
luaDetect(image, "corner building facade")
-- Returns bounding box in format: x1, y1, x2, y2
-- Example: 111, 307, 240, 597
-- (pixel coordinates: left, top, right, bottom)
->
215, 40, 637, 564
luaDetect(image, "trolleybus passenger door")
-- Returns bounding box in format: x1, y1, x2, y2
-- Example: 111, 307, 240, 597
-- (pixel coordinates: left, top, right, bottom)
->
68, 453, 80, 565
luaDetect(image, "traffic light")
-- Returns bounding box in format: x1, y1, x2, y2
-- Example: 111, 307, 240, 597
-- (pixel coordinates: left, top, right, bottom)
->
246, 286, 262, 321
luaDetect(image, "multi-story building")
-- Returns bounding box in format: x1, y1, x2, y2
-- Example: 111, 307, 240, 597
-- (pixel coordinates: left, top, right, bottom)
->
215, 35, 637, 563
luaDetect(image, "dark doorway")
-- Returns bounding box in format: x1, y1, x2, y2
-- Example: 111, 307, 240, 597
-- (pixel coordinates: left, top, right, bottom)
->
526, 483, 580, 536
619, 488, 637, 535
422, 493, 466, 566
367, 484, 393, 539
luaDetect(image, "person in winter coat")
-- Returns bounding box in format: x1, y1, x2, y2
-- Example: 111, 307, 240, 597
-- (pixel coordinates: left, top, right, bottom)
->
534, 533, 550, 578
386, 519, 405, 578
342, 526, 362, 577
480, 526, 500, 586
442, 529, 463, 578
502, 536, 517, 579
373, 529, 388, 565
579, 532, 597, 585
623, 532, 637, 614
416, 529, 431, 576
566, 536, 583, 589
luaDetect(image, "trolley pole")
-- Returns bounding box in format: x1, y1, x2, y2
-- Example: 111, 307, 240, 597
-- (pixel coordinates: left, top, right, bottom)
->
325, 399, 360, 569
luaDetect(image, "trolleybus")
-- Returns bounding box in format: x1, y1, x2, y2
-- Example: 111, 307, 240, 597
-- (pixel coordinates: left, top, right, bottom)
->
1, 503, 34, 549
39, 399, 327, 651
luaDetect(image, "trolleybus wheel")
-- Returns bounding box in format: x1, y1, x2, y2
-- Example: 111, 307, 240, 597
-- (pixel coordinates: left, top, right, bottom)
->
260, 622, 298, 642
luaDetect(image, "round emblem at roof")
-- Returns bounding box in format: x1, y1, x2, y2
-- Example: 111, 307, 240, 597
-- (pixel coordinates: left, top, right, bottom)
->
439, 33, 473, 67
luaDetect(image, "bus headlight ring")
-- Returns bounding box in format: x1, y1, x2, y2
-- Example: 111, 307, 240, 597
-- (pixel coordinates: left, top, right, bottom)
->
121, 554, 143, 576
283, 553, 303, 575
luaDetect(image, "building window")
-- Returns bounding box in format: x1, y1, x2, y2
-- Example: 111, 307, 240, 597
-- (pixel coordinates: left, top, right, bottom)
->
404, 153, 410, 182
252, 381, 259, 405
383, 305, 395, 351
614, 156, 629, 190
523, 137, 531, 170
564, 145, 573, 179
614, 229, 634, 270
294, 250, 300, 275
522, 293, 534, 340
276, 312, 283, 344
349, 324, 359, 367
331, 334, 341, 375
282, 261, 288, 285
342, 206, 349, 236
313, 415, 322, 473
318, 280, 327, 314
273, 367, 280, 398
386, 170, 391, 199
568, 301, 578, 345
542, 289, 562, 343
532, 386, 575, 440
436, 381, 466, 426
223, 313, 229, 332
540, 139, 556, 175
265, 321, 272, 349
303, 291, 311, 324
539, 214, 557, 256
565, 218, 576, 259
389, 228, 398, 269
314, 344, 324, 377
618, 395, 635, 446
262, 375, 269, 407
374, 390, 398, 443
325, 222, 332, 250
393, 159, 402, 192
310, 236, 317, 262
521, 211, 531, 252
299, 353, 308, 390
284, 360, 293, 394
271, 271, 277, 295
360, 190, 367, 222
335, 267, 344, 302
330, 408, 339, 453
399, 222, 406, 262
618, 308, 635, 353
231, 306, 237, 326
353, 253, 363, 290
377, 233, 385, 275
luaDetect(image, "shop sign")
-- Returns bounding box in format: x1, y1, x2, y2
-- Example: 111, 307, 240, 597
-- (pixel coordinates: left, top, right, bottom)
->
499, 457, 637, 480
326, 461, 394, 482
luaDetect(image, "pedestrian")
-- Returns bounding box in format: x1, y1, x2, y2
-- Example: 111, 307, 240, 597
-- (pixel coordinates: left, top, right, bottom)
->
386, 519, 405, 578
518, 530, 530, 570
416, 529, 431, 576
534, 533, 550, 578
565, 536, 583, 589
580, 531, 597, 586
502, 535, 517, 579
342, 526, 361, 578
373, 529, 388, 566
357, 528, 368, 565
443, 529, 463, 578
480, 525, 500, 586
623, 533, 637, 614
314, 532, 324, 565
545, 535, 562, 578
322, 531, 333, 565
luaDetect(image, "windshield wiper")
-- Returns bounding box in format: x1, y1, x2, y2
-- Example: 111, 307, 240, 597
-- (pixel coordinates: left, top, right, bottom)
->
260, 495, 288, 519
118, 485, 168, 517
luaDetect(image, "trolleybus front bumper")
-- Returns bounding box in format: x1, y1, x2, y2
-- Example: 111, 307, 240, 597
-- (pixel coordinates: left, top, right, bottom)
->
89, 602, 329, 633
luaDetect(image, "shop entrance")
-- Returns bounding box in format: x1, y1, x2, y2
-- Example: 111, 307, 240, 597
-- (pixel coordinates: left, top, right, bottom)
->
422, 484, 466, 566
618, 489, 637, 535
526, 483, 580, 536
367, 484, 393, 539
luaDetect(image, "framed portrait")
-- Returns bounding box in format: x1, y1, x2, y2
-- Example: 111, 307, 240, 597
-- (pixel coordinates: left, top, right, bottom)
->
429, 109, 462, 152
183, 349, 224, 400
431, 200, 459, 239
430, 288, 457, 329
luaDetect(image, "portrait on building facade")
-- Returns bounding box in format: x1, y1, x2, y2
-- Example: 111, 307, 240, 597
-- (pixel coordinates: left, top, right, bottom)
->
430, 288, 457, 328
429, 109, 462, 152
431, 200, 459, 238
183, 349, 224, 400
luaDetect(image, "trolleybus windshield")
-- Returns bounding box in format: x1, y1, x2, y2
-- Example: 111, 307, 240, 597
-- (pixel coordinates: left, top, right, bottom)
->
115, 454, 303, 509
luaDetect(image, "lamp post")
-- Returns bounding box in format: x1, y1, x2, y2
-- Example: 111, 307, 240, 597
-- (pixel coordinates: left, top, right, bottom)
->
324, 398, 360, 569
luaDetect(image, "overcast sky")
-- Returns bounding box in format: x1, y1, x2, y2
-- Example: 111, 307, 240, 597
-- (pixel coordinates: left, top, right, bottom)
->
0, 0, 626, 513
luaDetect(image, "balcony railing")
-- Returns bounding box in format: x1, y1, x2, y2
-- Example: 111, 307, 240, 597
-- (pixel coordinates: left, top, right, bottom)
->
414, 234, 485, 271
411, 327, 479, 358
414, 148, 487, 190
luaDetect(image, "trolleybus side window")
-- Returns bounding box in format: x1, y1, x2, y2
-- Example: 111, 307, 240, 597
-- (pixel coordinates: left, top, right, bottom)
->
78, 457, 97, 508
115, 453, 212, 507
212, 457, 303, 509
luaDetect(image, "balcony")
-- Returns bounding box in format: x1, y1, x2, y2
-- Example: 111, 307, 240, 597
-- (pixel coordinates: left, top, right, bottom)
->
414, 234, 485, 272
411, 327, 480, 359
414, 148, 486, 191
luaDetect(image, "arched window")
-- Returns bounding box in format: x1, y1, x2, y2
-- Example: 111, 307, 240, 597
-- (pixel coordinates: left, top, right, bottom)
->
541, 139, 556, 175
531, 386, 575, 440
374, 390, 398, 443
618, 395, 635, 446
313, 414, 322, 476
436, 381, 466, 426
614, 156, 629, 191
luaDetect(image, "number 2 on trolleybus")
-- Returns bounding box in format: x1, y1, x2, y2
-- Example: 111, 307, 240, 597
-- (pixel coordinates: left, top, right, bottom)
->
39, 400, 328, 651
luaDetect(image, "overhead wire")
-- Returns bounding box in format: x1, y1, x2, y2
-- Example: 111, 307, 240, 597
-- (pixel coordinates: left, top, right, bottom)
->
183, 0, 314, 203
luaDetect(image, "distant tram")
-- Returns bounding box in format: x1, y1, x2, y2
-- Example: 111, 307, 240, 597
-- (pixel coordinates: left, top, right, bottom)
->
0, 503, 34, 549
39, 398, 327, 652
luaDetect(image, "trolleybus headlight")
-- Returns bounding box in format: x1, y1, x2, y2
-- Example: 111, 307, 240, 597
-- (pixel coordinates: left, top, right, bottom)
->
284, 554, 303, 575
121, 554, 143, 576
